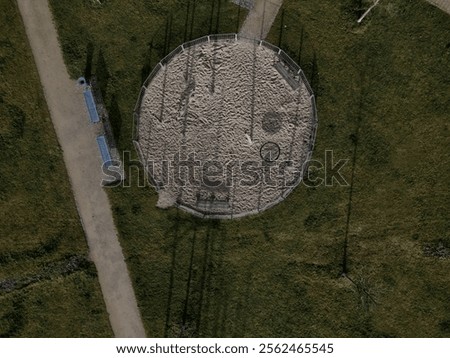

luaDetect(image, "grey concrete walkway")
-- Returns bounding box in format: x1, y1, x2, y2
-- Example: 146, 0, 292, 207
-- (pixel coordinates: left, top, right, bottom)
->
426, 0, 450, 15
239, 0, 284, 39
16, 0, 146, 338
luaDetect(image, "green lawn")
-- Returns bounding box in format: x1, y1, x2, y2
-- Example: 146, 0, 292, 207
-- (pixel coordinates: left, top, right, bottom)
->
0, 0, 112, 337
49, 0, 449, 337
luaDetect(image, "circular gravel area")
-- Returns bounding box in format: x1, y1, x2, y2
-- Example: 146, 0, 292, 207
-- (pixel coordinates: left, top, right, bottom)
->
134, 35, 317, 219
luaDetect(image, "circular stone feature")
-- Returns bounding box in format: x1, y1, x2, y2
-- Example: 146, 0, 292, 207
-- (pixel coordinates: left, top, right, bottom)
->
134, 35, 317, 219
262, 112, 282, 134
260, 142, 281, 162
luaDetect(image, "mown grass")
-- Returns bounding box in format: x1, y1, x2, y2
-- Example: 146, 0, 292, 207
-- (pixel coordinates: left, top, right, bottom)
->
49, 0, 449, 337
0, 0, 111, 337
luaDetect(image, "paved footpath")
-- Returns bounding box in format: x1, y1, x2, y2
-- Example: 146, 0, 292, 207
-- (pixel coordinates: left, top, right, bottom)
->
426, 0, 450, 15
239, 0, 284, 39
16, 0, 146, 337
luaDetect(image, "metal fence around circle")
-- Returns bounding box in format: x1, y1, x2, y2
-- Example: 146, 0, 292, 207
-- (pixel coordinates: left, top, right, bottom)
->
133, 33, 319, 219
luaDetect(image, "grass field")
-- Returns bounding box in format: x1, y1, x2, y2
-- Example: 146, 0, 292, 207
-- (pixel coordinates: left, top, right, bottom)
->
49, 0, 449, 337
0, 0, 112, 337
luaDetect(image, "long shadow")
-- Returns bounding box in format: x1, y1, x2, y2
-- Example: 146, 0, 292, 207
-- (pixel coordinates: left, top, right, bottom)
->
140, 40, 154, 84
159, 65, 169, 123
84, 42, 94, 81
282, 13, 313, 79
211, 223, 228, 337
297, 27, 304, 66
215, 0, 222, 33
167, 14, 173, 54
194, 221, 213, 335
208, 0, 216, 34
162, 14, 173, 57
163, 213, 201, 337
341, 64, 368, 275
249, 41, 257, 140
194, 220, 227, 336
181, 228, 197, 326
95, 49, 110, 99
180, 44, 194, 139
183, 0, 191, 43
163, 210, 182, 337
310, 52, 320, 97
189, 0, 197, 40
235, 0, 242, 33
342, 101, 361, 275
210, 42, 218, 94
107, 94, 122, 146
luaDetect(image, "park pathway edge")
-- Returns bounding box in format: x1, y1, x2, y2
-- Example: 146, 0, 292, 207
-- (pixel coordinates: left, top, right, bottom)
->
16, 0, 146, 338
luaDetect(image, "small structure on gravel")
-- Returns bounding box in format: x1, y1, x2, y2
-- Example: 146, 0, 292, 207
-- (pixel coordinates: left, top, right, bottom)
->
134, 34, 317, 219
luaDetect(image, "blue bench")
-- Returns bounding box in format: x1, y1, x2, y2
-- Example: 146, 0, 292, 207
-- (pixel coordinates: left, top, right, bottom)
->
96, 135, 112, 167
83, 87, 100, 123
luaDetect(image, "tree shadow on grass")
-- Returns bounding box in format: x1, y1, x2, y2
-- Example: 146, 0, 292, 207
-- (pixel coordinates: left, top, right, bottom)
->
107, 94, 122, 147
95, 49, 110, 99
84, 42, 94, 82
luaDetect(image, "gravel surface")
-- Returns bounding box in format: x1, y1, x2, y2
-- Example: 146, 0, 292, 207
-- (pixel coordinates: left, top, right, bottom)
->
137, 39, 315, 218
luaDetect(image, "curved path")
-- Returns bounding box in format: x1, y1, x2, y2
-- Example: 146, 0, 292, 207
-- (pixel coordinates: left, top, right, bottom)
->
16, 0, 146, 337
